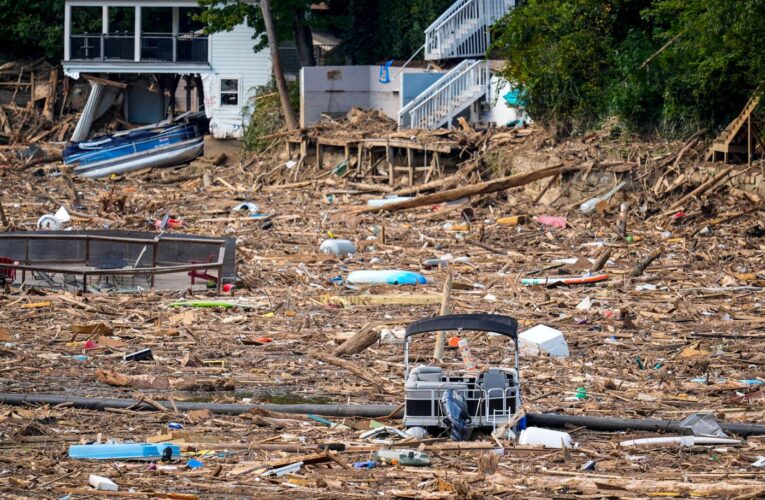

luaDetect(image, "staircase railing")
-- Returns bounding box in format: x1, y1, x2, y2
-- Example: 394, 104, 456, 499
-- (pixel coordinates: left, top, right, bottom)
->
424, 0, 515, 60
399, 60, 488, 130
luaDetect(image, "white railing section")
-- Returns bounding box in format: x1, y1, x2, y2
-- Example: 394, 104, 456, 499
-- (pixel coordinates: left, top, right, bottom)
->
424, 0, 515, 60
398, 59, 489, 130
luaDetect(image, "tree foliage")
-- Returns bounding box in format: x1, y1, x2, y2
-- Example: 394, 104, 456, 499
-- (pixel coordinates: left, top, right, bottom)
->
494, 0, 765, 136
198, 0, 311, 50
0, 0, 65, 60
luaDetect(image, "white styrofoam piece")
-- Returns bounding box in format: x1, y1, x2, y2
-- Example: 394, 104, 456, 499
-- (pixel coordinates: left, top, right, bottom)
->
519, 325, 569, 357
89, 474, 118, 491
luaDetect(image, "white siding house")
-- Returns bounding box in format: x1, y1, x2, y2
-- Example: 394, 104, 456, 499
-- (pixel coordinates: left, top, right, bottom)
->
62, 0, 272, 139
203, 25, 271, 138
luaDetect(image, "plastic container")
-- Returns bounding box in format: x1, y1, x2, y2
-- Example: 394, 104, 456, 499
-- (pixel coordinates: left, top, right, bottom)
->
319, 239, 356, 258
69, 443, 181, 461
517, 427, 573, 449
457, 338, 478, 371
372, 449, 430, 466
347, 270, 427, 286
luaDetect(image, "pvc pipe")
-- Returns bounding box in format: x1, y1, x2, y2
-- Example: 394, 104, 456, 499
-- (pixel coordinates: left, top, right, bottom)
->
0, 393, 399, 418
525, 412, 765, 437
2, 393, 765, 436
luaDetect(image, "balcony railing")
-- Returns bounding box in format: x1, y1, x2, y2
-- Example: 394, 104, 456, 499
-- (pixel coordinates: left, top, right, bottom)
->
69, 33, 208, 63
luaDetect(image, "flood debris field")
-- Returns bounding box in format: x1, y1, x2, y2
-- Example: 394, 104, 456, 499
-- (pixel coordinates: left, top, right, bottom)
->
1, 127, 765, 498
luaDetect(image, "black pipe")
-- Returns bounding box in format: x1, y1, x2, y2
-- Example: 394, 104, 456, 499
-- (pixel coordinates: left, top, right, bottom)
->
525, 412, 765, 437
2, 393, 765, 436
0, 393, 400, 418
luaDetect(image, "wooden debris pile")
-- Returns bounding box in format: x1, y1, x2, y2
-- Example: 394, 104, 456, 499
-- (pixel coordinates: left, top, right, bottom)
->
0, 60, 81, 148
1, 126, 765, 497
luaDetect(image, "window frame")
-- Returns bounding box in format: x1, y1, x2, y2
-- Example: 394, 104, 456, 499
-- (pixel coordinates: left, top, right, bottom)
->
219, 76, 241, 108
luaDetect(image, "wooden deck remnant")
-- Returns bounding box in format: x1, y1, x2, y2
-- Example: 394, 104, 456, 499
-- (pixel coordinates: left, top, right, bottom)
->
707, 92, 764, 165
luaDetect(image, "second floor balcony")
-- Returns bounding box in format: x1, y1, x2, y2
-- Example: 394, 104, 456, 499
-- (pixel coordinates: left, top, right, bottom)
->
63, 1, 210, 70
69, 32, 209, 63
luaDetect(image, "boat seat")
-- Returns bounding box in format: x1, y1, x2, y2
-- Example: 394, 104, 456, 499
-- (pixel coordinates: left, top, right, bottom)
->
405, 365, 468, 391
480, 368, 510, 396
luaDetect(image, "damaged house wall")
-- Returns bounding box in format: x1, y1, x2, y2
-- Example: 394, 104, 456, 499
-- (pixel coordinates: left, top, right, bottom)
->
300, 65, 437, 127
203, 26, 271, 139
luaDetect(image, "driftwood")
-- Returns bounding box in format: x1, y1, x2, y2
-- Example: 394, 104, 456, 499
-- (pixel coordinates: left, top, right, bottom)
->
0, 200, 8, 227
590, 247, 612, 273
668, 165, 735, 211
333, 323, 378, 357
310, 351, 388, 394
630, 248, 663, 277
356, 163, 570, 214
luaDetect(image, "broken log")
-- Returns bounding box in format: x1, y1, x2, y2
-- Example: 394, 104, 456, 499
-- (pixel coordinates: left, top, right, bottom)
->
333, 323, 378, 357
590, 247, 611, 273
668, 165, 735, 211
630, 248, 663, 277
0, 200, 8, 228
356, 163, 570, 214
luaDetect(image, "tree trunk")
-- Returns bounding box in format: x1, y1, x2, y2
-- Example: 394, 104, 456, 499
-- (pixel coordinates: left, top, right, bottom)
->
261, 0, 298, 130
293, 9, 316, 67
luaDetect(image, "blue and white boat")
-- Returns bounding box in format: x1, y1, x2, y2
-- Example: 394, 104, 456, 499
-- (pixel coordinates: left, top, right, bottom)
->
64, 121, 204, 178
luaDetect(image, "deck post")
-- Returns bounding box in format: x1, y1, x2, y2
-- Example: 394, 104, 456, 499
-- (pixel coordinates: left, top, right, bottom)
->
748, 114, 752, 166
64, 3, 72, 61
134, 6, 142, 62
172, 7, 179, 62
102, 6, 108, 61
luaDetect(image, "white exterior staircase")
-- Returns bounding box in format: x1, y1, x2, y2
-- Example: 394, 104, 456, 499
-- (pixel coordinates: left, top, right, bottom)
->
425, 0, 515, 60
398, 59, 489, 129
399, 0, 514, 129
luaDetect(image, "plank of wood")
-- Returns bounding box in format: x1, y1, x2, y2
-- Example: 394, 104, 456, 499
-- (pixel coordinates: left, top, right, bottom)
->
321, 294, 442, 306
83, 75, 129, 89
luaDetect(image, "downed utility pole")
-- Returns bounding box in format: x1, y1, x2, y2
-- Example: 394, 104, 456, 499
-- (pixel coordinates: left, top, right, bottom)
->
357, 163, 572, 214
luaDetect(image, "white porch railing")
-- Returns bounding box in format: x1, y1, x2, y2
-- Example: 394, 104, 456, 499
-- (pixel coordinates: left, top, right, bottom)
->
398, 59, 489, 130
424, 0, 515, 60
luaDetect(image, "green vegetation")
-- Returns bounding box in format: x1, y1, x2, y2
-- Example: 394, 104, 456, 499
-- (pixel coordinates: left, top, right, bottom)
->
493, 0, 765, 136
242, 80, 300, 153
0, 0, 65, 60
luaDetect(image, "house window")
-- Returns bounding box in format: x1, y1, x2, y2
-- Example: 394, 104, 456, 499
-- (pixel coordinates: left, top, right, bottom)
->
220, 78, 239, 106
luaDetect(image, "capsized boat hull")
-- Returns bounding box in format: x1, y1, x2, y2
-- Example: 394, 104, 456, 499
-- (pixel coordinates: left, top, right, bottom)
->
64, 122, 204, 178
74, 137, 203, 178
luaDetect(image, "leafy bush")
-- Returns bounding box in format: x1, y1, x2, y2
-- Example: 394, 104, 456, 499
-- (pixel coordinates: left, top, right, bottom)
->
242, 79, 300, 153
494, 0, 765, 137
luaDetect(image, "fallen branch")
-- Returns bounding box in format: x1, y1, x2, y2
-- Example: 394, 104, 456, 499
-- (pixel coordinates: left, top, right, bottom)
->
356, 163, 569, 214
668, 165, 735, 211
